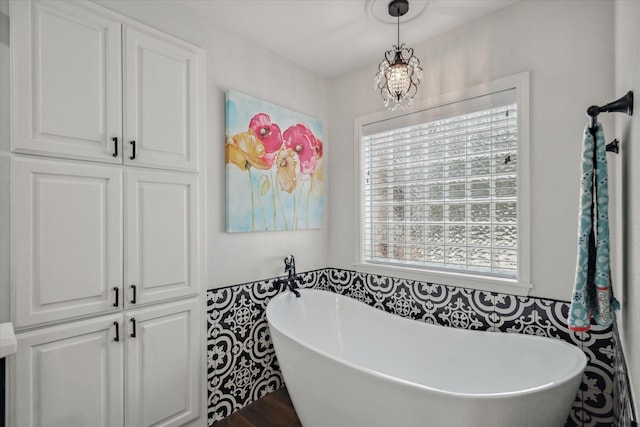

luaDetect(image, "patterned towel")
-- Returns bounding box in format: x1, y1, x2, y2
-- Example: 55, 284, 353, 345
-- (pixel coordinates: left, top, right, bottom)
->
568, 123, 618, 332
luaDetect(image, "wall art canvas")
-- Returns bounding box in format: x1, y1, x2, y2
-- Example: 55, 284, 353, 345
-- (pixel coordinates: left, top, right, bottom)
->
225, 90, 324, 232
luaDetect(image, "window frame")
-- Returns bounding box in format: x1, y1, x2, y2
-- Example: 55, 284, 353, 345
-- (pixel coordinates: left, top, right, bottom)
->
354, 73, 531, 296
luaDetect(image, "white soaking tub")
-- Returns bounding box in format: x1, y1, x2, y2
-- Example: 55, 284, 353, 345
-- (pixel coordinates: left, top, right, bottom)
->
266, 288, 586, 427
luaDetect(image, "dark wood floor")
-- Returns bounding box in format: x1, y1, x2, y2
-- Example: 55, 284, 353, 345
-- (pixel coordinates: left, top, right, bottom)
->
214, 387, 302, 427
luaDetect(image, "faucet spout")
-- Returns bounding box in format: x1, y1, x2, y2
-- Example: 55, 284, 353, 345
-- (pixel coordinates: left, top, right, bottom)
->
287, 279, 300, 298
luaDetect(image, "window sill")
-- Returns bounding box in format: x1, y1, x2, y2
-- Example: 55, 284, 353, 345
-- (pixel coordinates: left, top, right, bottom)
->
353, 262, 532, 296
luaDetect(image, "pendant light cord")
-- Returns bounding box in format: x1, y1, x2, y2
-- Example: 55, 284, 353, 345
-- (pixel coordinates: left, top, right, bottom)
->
397, 11, 400, 47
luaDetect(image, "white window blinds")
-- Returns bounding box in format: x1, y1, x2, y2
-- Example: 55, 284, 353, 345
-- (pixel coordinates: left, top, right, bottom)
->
361, 88, 519, 278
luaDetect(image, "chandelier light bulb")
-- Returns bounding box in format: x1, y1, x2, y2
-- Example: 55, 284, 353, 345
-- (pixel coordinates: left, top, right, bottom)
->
387, 63, 411, 99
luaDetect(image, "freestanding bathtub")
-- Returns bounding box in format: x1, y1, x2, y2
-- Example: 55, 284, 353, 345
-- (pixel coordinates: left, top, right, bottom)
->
266, 288, 586, 427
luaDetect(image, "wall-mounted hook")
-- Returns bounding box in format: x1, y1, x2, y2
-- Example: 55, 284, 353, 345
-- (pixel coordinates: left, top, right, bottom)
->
606, 139, 619, 154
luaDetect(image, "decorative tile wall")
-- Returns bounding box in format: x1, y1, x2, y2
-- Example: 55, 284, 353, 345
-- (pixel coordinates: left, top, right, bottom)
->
613, 322, 637, 426
207, 268, 628, 426
206, 269, 328, 424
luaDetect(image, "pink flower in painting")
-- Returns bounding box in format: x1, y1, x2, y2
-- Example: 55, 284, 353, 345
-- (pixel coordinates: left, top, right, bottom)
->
283, 124, 319, 175
249, 113, 283, 167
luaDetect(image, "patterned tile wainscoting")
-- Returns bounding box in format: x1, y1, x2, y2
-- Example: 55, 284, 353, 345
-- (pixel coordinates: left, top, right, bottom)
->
207, 269, 329, 424
208, 268, 631, 426
613, 322, 637, 426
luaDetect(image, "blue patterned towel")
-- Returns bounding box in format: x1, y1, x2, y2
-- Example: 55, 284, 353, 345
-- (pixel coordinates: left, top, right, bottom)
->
568, 123, 618, 332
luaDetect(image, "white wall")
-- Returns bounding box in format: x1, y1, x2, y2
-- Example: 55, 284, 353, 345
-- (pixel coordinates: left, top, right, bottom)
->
0, 0, 9, 322
327, 0, 615, 301
93, 1, 332, 289
614, 0, 640, 408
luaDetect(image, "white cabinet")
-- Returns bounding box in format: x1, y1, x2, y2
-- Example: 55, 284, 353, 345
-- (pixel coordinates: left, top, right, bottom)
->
13, 157, 123, 328
13, 314, 125, 427
9, 1, 206, 426
123, 27, 201, 171
12, 299, 200, 427
12, 158, 201, 328
11, 0, 203, 172
125, 168, 199, 306
11, 0, 122, 163
125, 299, 200, 427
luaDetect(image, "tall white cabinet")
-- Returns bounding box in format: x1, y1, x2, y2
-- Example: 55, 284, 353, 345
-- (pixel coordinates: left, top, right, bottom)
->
8, 1, 206, 426
11, 0, 201, 171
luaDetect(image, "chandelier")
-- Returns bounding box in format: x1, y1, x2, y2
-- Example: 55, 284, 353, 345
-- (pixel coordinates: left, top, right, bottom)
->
374, 0, 423, 110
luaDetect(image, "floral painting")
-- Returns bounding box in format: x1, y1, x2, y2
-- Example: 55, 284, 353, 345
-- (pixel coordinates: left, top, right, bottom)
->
225, 90, 324, 232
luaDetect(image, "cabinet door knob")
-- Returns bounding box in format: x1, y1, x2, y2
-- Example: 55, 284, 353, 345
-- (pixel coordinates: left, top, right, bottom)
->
113, 321, 120, 342
130, 317, 137, 338
113, 287, 119, 307
112, 137, 118, 158
130, 140, 136, 160
130, 284, 137, 304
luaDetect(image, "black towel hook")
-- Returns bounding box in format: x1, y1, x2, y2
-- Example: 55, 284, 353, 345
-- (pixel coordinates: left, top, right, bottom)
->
586, 91, 633, 152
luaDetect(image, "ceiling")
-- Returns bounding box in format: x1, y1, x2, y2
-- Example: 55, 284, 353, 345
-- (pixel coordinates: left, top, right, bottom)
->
179, 0, 518, 78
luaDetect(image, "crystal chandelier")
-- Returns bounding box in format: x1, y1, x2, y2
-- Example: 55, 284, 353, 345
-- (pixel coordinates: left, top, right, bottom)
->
374, 0, 423, 110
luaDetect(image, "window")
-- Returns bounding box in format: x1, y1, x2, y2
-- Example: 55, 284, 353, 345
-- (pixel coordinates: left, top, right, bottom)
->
356, 74, 531, 294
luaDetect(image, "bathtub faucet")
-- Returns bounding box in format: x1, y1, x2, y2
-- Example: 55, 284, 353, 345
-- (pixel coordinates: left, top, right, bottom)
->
282, 255, 300, 297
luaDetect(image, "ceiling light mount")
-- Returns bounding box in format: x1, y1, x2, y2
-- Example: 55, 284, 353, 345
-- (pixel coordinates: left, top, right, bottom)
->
374, 0, 423, 110
365, 0, 431, 27
388, 0, 409, 17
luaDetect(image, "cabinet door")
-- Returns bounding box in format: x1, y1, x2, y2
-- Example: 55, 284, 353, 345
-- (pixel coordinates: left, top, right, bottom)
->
11, 314, 124, 427
13, 157, 123, 328
123, 26, 202, 172
11, 0, 122, 163
124, 168, 199, 307
125, 299, 200, 427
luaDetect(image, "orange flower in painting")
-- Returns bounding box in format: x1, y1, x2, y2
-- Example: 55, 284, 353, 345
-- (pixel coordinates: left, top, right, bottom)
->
225, 132, 270, 171
276, 148, 298, 193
